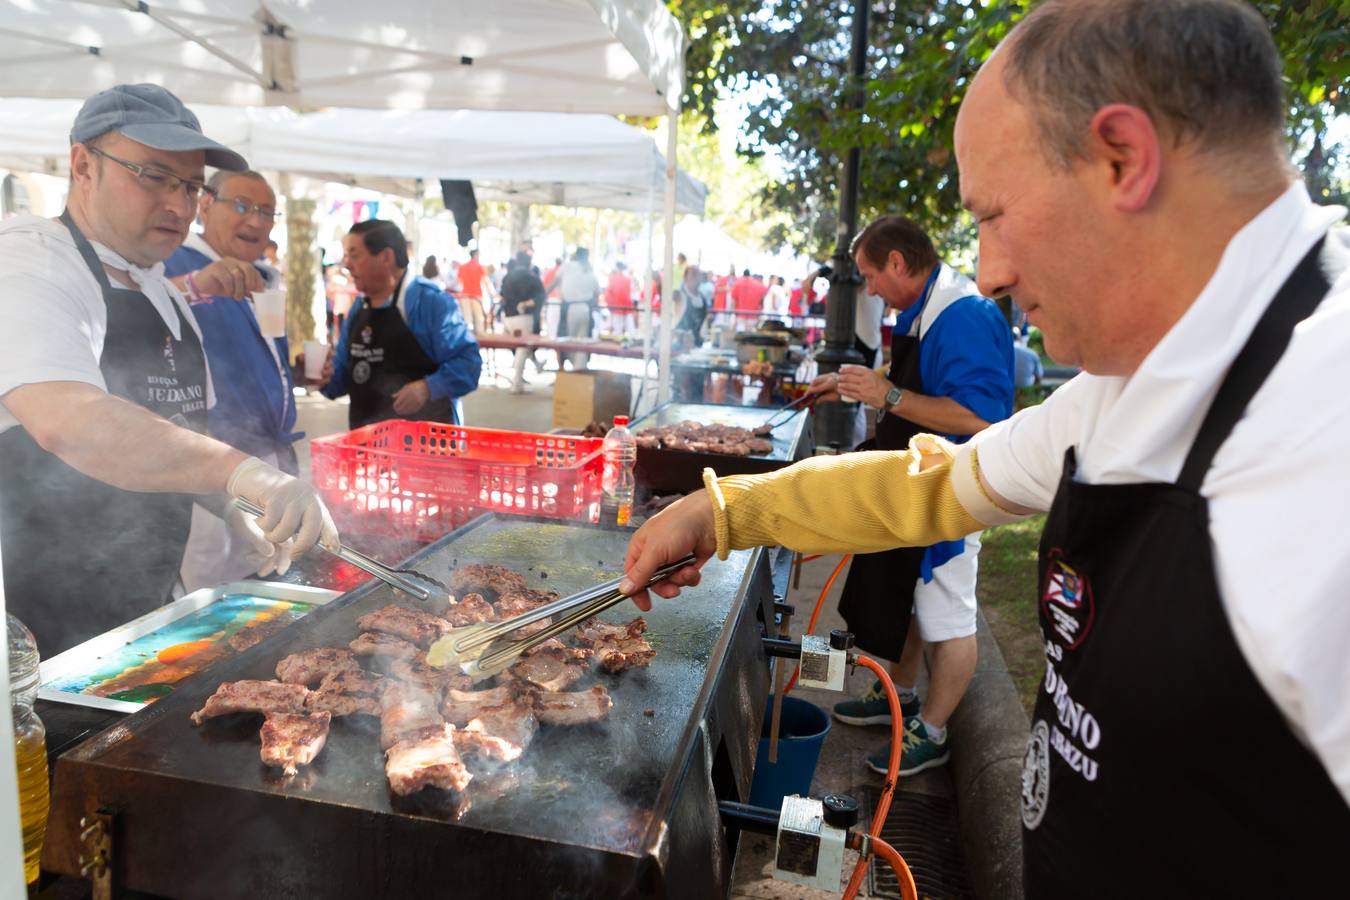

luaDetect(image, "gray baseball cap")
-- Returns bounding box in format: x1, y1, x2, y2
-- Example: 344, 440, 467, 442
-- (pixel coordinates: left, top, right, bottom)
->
70, 84, 247, 171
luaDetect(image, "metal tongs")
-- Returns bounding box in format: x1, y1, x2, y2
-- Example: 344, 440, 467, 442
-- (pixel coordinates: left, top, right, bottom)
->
426, 554, 698, 680
761, 392, 814, 430
232, 498, 449, 602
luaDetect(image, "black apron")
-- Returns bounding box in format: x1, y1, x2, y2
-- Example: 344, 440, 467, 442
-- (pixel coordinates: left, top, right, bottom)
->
0, 211, 209, 656
837, 311, 927, 659
344, 278, 454, 429
1022, 236, 1350, 898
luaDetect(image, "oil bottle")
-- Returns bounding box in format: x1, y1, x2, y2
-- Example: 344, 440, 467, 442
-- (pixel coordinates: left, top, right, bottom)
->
8, 614, 48, 886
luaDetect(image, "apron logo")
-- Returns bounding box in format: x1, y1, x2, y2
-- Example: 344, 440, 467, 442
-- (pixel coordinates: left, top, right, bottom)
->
360, 325, 374, 345
163, 336, 176, 374
1021, 719, 1051, 830
352, 359, 372, 385
1041, 551, 1095, 650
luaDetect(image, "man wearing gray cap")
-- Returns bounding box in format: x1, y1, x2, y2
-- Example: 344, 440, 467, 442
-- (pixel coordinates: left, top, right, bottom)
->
0, 84, 340, 656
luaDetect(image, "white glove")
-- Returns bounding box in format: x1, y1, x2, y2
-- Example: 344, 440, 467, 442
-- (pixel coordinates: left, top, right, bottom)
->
226, 457, 339, 562
223, 504, 293, 577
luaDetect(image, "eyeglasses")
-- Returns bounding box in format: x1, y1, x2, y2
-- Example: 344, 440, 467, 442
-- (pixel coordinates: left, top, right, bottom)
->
216, 196, 281, 221
87, 146, 216, 202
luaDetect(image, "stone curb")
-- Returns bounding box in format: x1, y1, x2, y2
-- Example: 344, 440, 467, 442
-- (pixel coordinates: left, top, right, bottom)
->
947, 610, 1031, 900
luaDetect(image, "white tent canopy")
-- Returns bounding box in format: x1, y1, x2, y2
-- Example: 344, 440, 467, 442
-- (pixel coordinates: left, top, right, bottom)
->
0, 99, 705, 215
0, 0, 683, 115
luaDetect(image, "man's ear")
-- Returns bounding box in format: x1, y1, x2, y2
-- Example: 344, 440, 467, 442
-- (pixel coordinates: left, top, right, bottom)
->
887, 248, 910, 276
1087, 103, 1162, 213
69, 144, 96, 189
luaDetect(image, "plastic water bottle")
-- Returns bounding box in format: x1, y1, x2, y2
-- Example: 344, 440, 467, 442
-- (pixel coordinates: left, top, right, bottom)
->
8, 614, 48, 885
600, 415, 637, 526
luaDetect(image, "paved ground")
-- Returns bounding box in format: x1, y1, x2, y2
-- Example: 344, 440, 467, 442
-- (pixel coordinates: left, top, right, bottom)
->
294, 351, 964, 899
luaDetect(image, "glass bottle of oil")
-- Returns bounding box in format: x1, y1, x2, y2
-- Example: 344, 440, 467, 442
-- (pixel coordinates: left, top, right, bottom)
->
8, 614, 48, 887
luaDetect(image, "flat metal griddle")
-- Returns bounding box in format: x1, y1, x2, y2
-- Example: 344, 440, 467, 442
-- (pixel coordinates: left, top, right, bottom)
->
44, 515, 774, 899
632, 401, 814, 494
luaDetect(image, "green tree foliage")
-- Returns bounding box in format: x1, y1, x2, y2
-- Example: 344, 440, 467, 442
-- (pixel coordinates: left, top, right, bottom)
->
672, 0, 1350, 256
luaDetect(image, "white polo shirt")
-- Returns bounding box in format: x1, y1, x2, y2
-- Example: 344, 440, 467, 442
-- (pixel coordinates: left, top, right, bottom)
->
961, 183, 1350, 801
0, 215, 214, 433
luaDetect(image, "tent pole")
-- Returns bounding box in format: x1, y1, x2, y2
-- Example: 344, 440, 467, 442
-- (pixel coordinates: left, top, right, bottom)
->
640, 170, 656, 413
658, 108, 678, 404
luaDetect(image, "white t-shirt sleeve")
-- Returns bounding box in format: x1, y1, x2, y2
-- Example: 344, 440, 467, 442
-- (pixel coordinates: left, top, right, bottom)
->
0, 232, 108, 412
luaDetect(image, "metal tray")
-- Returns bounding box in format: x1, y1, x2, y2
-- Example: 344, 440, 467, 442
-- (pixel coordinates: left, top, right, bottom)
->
39, 581, 340, 713
631, 400, 813, 493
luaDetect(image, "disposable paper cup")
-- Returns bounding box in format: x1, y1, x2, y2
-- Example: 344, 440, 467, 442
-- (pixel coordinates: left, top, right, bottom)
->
303, 340, 326, 380
838, 364, 864, 403
253, 289, 286, 338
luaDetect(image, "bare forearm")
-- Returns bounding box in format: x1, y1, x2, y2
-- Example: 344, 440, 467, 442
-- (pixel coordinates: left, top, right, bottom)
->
3, 382, 247, 493
889, 392, 991, 437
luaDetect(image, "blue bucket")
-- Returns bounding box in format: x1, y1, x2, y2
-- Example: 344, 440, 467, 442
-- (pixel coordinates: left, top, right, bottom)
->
748, 695, 831, 809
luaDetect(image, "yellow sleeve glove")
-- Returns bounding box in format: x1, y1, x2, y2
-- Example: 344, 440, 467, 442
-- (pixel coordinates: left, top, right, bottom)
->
702, 435, 1012, 559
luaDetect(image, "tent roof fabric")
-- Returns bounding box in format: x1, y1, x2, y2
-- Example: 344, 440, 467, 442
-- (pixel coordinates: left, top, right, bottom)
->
0, 0, 685, 115
0, 99, 705, 215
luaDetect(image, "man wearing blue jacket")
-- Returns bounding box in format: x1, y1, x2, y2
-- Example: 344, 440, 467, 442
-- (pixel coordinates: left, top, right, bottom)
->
320, 219, 481, 428
164, 169, 301, 588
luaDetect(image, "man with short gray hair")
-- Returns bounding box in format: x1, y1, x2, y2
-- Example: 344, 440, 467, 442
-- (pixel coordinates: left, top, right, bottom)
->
0, 84, 338, 655
620, 2, 1350, 894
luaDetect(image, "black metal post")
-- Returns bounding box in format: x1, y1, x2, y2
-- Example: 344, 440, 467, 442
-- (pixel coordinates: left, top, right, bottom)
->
813, 0, 870, 451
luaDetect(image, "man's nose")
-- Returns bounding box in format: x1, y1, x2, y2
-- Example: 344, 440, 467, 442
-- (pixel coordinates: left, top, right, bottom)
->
975, 235, 1014, 299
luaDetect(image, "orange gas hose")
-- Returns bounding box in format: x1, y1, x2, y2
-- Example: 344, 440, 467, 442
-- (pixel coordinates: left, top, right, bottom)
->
853, 835, 918, 900
784, 553, 851, 694
841, 654, 905, 900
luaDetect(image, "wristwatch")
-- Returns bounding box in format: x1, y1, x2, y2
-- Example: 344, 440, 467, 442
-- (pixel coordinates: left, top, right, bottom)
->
884, 384, 903, 409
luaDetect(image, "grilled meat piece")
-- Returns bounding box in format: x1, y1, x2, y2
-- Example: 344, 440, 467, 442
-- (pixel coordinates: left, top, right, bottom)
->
523, 638, 594, 661
495, 588, 560, 638
190, 680, 309, 725
226, 616, 291, 653
635, 433, 661, 449
275, 647, 360, 686
357, 605, 453, 649
753, 423, 774, 437
746, 437, 774, 453
349, 631, 421, 662
443, 592, 497, 627
379, 682, 446, 750
386, 653, 474, 696
441, 685, 517, 726
535, 686, 613, 726
385, 724, 473, 795
260, 711, 331, 776
638, 421, 774, 456
576, 618, 655, 673
464, 703, 539, 758
305, 668, 385, 717
449, 564, 527, 601
504, 652, 586, 692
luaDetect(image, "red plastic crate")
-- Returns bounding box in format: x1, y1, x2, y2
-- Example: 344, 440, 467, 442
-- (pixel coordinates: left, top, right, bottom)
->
310, 420, 603, 541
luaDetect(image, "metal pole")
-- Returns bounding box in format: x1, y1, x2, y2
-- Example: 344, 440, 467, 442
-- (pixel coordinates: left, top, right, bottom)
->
813, 1, 869, 451
658, 108, 679, 404
640, 170, 657, 415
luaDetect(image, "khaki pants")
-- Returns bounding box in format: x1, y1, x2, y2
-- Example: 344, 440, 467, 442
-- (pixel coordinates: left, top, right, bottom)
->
503, 313, 534, 391
458, 295, 487, 333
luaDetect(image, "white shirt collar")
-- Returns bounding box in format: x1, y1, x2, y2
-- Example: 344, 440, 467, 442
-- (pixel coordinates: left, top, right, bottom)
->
184, 231, 219, 263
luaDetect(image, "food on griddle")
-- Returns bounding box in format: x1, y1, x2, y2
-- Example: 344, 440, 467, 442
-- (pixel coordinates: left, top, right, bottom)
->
523, 638, 594, 661
305, 668, 385, 717
227, 616, 292, 653
449, 563, 527, 601
495, 588, 560, 638
455, 705, 539, 763
260, 711, 332, 776
443, 592, 497, 627
386, 651, 474, 695
385, 724, 474, 795
576, 618, 656, 673
752, 424, 774, 437
357, 605, 453, 649
275, 647, 361, 686
504, 651, 587, 692
534, 686, 614, 726
379, 682, 447, 750
190, 680, 309, 725
635, 420, 775, 456
349, 631, 420, 662
441, 685, 517, 726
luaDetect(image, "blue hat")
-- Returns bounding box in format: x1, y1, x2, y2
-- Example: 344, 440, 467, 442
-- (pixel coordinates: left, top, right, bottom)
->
70, 84, 247, 171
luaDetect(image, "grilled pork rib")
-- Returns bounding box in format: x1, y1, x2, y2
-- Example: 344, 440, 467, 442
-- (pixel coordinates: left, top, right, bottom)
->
385, 724, 473, 795
349, 631, 421, 662
443, 592, 497, 627
190, 680, 309, 725
449, 564, 527, 601
260, 711, 331, 776
534, 686, 613, 726
275, 648, 361, 686
356, 605, 453, 648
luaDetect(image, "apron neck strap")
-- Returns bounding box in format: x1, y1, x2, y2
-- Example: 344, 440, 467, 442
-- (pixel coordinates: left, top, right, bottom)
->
1177, 235, 1340, 491
58, 208, 115, 292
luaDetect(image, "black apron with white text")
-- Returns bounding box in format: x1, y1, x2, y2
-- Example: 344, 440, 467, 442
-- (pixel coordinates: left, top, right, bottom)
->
1021, 236, 1350, 897
0, 211, 209, 656
344, 287, 454, 429
837, 319, 927, 658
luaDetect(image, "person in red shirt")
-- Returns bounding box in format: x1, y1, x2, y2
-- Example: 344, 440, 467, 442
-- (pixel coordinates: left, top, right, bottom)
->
604, 261, 635, 335
456, 249, 487, 334
713, 266, 734, 320
730, 270, 768, 330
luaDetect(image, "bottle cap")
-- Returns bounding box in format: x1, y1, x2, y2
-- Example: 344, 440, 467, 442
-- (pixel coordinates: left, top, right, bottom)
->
613, 415, 629, 426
